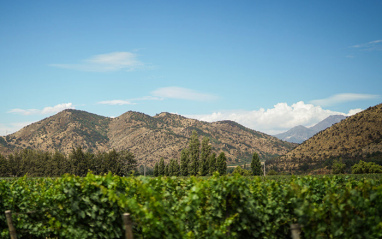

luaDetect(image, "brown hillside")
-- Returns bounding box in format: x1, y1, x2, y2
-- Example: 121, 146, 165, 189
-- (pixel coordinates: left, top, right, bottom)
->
270, 103, 382, 173
0, 109, 295, 166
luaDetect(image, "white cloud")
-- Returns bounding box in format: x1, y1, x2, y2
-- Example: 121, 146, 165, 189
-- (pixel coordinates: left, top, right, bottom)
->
351, 40, 382, 51
187, 101, 361, 135
8, 103, 75, 116
310, 93, 379, 107
50, 52, 144, 72
0, 122, 34, 136
151, 87, 218, 101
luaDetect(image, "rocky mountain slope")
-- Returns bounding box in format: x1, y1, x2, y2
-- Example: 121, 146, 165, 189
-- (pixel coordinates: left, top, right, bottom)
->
269, 104, 382, 173
274, 115, 346, 143
0, 109, 295, 166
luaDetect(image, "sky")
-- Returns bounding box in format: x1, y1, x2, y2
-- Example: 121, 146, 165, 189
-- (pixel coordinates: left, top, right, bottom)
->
1, 0, 381, 136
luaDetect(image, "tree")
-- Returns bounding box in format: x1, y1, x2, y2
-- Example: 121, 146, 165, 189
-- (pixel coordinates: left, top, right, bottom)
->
173, 159, 180, 176
117, 150, 137, 176
332, 160, 346, 174
208, 153, 217, 175
164, 164, 169, 176
180, 148, 189, 176
199, 136, 211, 176
0, 153, 7, 177
188, 130, 200, 176
232, 165, 251, 176
153, 162, 159, 177
159, 157, 165, 176
169, 159, 180, 176
251, 152, 262, 176
216, 152, 227, 175
70, 146, 88, 176
351, 160, 382, 174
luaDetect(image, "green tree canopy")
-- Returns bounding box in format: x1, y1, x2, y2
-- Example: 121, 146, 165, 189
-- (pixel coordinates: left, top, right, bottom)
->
251, 152, 262, 176
180, 148, 189, 176
159, 157, 165, 176
199, 136, 211, 176
188, 130, 200, 176
216, 152, 227, 175
332, 160, 346, 174
351, 160, 382, 174
232, 165, 252, 176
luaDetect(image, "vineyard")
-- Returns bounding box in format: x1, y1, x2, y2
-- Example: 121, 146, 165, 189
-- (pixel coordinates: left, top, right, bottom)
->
1, 174, 382, 238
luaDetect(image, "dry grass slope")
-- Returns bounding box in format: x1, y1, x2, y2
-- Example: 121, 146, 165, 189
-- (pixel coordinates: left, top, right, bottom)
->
0, 109, 296, 166
273, 103, 382, 173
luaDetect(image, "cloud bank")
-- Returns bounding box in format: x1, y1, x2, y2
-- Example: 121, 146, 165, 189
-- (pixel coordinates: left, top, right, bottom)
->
50, 52, 144, 72
187, 101, 362, 135
8, 103, 75, 116
310, 93, 379, 107
151, 87, 218, 101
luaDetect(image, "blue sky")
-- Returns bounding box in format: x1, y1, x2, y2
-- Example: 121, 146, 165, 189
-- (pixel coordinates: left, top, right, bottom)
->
1, 0, 381, 136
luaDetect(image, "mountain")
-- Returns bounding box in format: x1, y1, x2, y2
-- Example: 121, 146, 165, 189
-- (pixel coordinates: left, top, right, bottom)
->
274, 115, 347, 143
0, 109, 295, 166
268, 104, 382, 173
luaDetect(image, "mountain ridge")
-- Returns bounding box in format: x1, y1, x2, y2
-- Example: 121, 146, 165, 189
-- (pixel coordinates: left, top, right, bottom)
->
274, 115, 347, 143
1, 109, 296, 166
268, 103, 382, 174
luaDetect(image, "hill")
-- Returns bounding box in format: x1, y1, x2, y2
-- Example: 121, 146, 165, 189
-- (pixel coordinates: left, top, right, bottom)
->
0, 109, 295, 166
268, 103, 382, 173
274, 115, 346, 143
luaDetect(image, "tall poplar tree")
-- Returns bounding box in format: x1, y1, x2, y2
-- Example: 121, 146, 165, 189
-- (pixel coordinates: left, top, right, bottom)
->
164, 164, 169, 176
159, 157, 165, 176
208, 152, 217, 175
180, 148, 189, 176
188, 130, 200, 176
169, 159, 180, 176
154, 162, 159, 176
199, 136, 211, 176
251, 152, 262, 176
216, 152, 227, 175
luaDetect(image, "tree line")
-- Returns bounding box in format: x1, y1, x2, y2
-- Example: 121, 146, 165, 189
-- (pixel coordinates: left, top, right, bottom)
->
0, 147, 137, 177
153, 130, 227, 176
152, 130, 264, 177
0, 130, 264, 178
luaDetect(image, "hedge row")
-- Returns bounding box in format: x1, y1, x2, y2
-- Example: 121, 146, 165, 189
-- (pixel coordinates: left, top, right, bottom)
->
1, 174, 382, 238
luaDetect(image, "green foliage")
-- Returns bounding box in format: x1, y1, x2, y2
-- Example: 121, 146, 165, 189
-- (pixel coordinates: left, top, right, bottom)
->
352, 160, 382, 174
180, 148, 189, 176
251, 152, 262, 176
158, 157, 165, 176
168, 159, 180, 176
209, 152, 217, 175
267, 169, 278, 175
231, 166, 252, 176
0, 148, 138, 177
199, 137, 211, 176
188, 130, 200, 176
1, 174, 381, 238
216, 152, 227, 175
332, 160, 346, 174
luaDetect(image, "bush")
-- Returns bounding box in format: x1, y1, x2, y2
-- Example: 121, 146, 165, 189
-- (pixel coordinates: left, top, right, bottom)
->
352, 160, 382, 174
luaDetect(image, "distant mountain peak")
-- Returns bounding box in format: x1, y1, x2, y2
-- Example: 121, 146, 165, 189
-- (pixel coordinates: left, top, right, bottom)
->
274, 115, 347, 143
269, 103, 382, 174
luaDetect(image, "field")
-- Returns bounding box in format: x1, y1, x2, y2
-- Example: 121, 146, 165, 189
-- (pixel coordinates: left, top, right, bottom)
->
1, 173, 382, 238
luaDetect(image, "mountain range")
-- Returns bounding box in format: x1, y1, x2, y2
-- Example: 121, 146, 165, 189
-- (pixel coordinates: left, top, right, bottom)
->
268, 103, 382, 173
274, 115, 347, 143
0, 109, 295, 167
